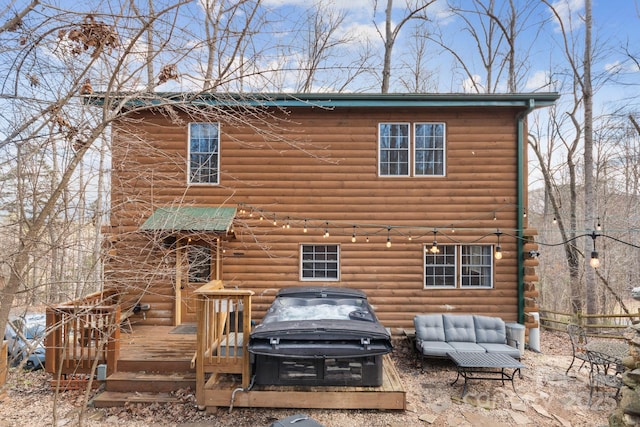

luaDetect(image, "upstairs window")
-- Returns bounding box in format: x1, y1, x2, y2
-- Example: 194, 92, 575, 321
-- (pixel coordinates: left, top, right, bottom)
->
379, 122, 446, 177
300, 244, 340, 281
414, 123, 445, 176
189, 122, 219, 184
379, 123, 410, 176
424, 245, 493, 289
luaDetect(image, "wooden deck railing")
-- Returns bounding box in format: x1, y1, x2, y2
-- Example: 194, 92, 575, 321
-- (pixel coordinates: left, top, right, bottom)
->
539, 308, 640, 339
193, 280, 254, 408
45, 289, 123, 380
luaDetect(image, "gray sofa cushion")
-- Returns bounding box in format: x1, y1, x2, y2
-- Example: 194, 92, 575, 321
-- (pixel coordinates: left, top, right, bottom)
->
473, 315, 507, 344
443, 315, 476, 343
479, 343, 521, 358
448, 342, 486, 352
414, 314, 446, 342
418, 340, 457, 358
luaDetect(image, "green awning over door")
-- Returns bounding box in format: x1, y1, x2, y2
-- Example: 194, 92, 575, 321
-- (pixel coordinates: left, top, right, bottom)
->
140, 206, 236, 232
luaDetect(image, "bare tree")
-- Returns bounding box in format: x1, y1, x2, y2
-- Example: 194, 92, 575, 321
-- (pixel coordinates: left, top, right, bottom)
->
294, 3, 354, 92
430, 0, 542, 93
374, 0, 436, 93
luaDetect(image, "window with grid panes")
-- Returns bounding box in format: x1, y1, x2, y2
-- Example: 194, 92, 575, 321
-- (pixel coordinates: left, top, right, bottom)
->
189, 122, 219, 184
300, 244, 340, 281
424, 245, 493, 288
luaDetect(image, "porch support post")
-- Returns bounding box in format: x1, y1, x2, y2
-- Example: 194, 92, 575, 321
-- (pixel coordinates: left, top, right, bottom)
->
216, 238, 221, 280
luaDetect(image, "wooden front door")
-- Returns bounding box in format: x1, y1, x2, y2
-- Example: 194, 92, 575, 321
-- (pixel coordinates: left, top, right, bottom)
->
178, 242, 216, 324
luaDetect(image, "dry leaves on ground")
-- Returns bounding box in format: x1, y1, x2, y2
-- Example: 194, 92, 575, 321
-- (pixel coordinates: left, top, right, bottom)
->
0, 329, 615, 426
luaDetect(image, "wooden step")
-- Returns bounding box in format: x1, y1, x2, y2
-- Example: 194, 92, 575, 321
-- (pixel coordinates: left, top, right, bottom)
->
105, 371, 196, 393
91, 391, 188, 408
116, 359, 193, 373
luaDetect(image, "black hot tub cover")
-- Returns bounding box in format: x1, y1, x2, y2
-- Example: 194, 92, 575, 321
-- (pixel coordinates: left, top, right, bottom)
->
248, 286, 393, 359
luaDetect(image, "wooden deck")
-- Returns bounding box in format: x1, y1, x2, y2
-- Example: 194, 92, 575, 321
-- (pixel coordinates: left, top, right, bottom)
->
103, 325, 405, 411
203, 355, 406, 411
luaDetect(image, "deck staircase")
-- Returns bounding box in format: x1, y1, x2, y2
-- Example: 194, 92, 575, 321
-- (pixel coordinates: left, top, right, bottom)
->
92, 365, 197, 407
91, 324, 199, 407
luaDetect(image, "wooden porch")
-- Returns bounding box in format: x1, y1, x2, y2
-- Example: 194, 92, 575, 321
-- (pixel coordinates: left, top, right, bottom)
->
46, 282, 406, 411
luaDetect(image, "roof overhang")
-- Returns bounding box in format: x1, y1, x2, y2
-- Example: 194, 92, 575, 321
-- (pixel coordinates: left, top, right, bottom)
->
140, 206, 236, 233
85, 92, 559, 110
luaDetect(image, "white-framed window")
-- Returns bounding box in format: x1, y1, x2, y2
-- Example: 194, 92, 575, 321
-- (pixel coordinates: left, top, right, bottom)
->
424, 245, 493, 289
379, 123, 410, 176
300, 244, 340, 281
378, 122, 446, 177
414, 123, 445, 176
460, 245, 493, 288
424, 245, 457, 288
188, 122, 219, 184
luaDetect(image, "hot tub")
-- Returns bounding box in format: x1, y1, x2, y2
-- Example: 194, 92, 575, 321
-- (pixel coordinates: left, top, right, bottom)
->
248, 286, 392, 386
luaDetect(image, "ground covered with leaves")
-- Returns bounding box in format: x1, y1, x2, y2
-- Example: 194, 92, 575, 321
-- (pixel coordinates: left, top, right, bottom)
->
0, 329, 615, 426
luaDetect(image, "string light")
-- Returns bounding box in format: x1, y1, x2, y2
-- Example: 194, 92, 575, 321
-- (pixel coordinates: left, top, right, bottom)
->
494, 229, 503, 260
429, 229, 439, 254
233, 204, 640, 264
590, 231, 600, 268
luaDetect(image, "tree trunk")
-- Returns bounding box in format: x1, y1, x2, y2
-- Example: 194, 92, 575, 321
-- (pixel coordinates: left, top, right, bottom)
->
583, 0, 596, 321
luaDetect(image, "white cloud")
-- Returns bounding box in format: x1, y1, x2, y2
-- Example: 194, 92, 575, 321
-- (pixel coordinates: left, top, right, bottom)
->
462, 74, 484, 93
549, 0, 585, 32
604, 60, 622, 74
525, 70, 552, 91
339, 21, 380, 46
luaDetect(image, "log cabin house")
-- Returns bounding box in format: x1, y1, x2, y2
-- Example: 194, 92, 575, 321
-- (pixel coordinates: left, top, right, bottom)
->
46, 92, 558, 409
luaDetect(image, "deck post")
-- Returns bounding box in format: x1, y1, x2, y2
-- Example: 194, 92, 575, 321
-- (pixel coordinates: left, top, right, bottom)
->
195, 293, 206, 409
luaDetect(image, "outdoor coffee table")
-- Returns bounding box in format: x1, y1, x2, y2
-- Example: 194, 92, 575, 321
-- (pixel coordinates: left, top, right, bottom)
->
447, 352, 525, 397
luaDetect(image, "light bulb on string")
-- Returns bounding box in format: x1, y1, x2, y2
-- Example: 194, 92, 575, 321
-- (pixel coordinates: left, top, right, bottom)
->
429, 229, 439, 254
351, 226, 357, 243
590, 231, 600, 268
323, 222, 329, 238
386, 227, 391, 248
494, 229, 503, 260
303, 219, 308, 233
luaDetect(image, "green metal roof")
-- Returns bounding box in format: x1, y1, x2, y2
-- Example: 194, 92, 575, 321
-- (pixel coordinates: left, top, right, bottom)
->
140, 206, 236, 232
85, 92, 559, 109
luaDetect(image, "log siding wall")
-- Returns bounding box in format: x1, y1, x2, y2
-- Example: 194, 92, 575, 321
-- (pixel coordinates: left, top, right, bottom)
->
106, 105, 533, 329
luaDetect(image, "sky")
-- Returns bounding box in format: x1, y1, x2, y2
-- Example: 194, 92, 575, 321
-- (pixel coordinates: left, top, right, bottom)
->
18, 0, 637, 102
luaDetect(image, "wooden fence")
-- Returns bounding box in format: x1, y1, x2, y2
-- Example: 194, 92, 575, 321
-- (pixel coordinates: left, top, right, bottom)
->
539, 308, 640, 339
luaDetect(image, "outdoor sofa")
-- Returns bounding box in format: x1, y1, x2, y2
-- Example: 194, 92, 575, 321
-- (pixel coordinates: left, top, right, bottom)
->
413, 314, 521, 369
